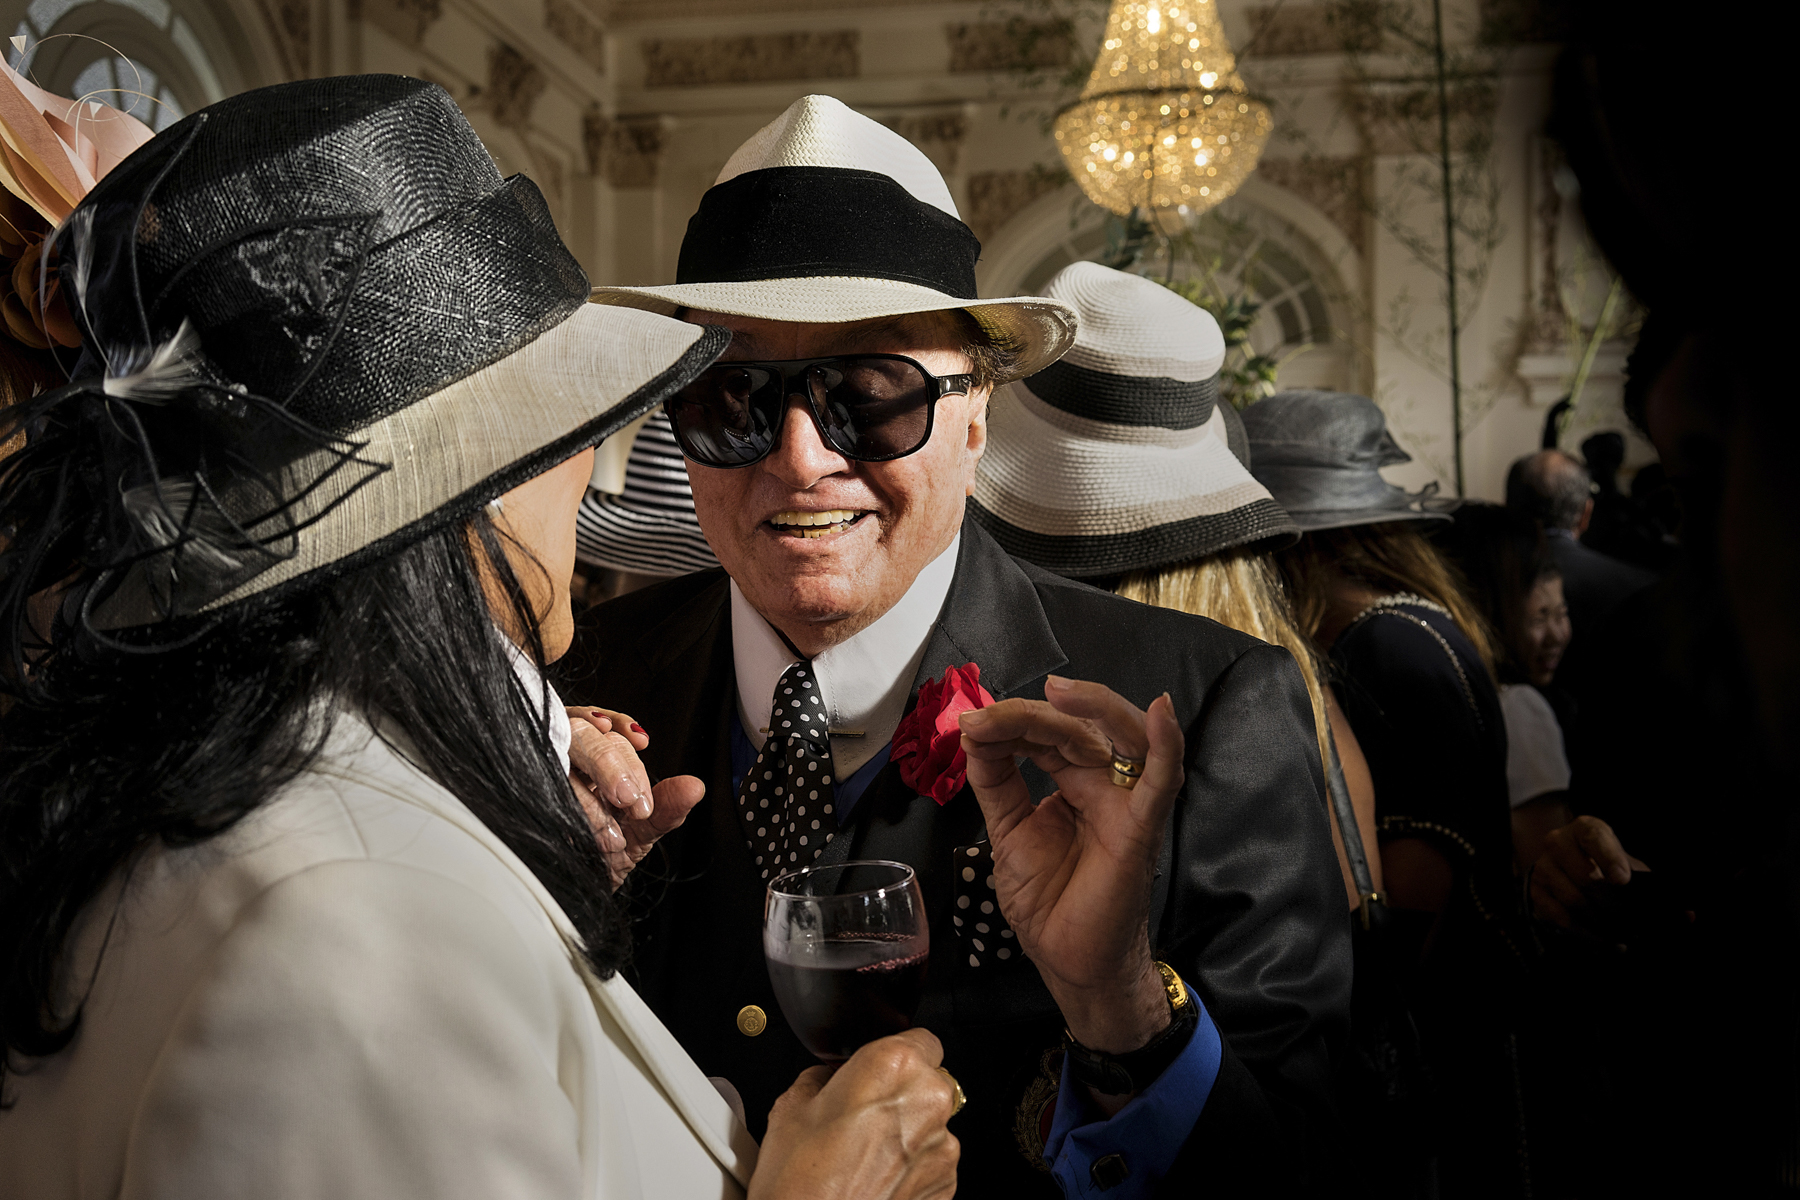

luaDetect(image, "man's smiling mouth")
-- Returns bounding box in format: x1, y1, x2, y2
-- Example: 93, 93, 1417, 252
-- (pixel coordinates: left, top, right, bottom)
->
768, 509, 867, 539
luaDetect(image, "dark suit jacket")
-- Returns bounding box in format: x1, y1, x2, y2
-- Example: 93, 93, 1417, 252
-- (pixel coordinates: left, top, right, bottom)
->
1548, 529, 1656, 642
1549, 529, 1657, 755
557, 518, 1350, 1195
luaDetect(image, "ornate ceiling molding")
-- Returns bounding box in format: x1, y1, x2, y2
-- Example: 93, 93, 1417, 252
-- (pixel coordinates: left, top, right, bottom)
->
640, 31, 858, 89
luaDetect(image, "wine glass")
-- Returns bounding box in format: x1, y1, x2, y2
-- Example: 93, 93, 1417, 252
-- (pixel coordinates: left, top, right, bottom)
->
763, 860, 930, 1062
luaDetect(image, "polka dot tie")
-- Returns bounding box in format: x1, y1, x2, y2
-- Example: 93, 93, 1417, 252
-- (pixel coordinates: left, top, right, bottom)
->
952, 841, 1017, 968
738, 661, 835, 880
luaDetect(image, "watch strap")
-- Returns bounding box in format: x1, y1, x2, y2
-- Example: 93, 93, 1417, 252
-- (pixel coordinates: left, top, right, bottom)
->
1064, 963, 1199, 1096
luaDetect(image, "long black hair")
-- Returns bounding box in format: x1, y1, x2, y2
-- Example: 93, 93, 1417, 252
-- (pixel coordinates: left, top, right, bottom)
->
0, 502, 626, 1091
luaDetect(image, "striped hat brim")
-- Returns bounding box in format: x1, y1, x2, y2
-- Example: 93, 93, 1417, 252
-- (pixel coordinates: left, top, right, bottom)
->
574, 410, 720, 577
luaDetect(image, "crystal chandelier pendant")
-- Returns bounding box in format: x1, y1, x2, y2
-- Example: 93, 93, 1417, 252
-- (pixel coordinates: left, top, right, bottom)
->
1055, 0, 1272, 226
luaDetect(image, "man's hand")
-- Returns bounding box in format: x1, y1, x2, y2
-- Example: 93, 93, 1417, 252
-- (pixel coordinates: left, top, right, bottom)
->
957, 676, 1184, 1060
565, 708, 704, 890
1528, 814, 1646, 931
750, 1029, 959, 1200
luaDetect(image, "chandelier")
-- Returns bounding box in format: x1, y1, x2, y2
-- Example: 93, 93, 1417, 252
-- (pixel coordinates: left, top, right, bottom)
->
1055, 0, 1272, 223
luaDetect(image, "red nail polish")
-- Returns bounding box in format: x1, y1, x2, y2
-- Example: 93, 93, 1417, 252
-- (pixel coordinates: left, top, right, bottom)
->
630, 722, 645, 735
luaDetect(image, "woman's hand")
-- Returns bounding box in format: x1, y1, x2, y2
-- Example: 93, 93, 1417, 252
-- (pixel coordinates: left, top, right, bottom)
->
565, 708, 704, 890
957, 677, 1185, 1062
750, 1029, 959, 1200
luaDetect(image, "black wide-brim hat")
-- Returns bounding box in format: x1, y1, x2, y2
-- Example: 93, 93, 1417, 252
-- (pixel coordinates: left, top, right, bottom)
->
37, 75, 725, 631
1240, 390, 1455, 531
590, 95, 1074, 382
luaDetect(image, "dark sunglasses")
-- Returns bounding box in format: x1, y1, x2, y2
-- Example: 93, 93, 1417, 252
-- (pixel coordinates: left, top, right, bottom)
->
664, 354, 976, 469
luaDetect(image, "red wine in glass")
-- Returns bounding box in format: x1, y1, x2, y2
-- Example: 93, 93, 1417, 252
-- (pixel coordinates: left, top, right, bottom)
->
764, 861, 929, 1062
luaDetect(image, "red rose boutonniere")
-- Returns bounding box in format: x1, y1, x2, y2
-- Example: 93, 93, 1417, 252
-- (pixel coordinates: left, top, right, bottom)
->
892, 663, 995, 805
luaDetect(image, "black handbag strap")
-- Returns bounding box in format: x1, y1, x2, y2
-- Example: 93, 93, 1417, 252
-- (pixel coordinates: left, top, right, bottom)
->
1323, 718, 1385, 929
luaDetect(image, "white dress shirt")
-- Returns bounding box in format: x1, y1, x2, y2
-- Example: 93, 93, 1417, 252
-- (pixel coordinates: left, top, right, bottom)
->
731, 535, 959, 778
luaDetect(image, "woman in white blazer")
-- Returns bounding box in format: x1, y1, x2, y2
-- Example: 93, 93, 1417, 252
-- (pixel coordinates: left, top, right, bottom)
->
1, 74, 1199, 1200
0, 76, 960, 1200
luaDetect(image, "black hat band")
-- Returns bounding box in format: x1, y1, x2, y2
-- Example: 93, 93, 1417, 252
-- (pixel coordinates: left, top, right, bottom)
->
969, 496, 1293, 579
121, 176, 588, 437
675, 166, 981, 299
1022, 358, 1219, 430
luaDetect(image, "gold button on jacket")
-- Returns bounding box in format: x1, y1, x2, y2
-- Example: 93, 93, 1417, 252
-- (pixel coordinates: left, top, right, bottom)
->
736, 1005, 767, 1036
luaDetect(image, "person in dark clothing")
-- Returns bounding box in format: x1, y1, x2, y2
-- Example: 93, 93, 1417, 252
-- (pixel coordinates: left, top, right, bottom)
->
1577, 432, 1676, 572
1440, 504, 1577, 869
1506, 449, 1656, 635
559, 96, 1351, 1199
1246, 391, 1531, 1199
1505, 449, 1655, 759
1528, 3, 1797, 1193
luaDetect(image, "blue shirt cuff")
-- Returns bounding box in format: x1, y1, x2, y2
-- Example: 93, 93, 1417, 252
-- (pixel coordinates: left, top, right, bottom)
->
1042, 999, 1223, 1198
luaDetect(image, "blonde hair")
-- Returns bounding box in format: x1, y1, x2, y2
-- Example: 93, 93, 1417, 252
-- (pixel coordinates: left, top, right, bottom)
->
1275, 523, 1501, 679
1117, 549, 1332, 771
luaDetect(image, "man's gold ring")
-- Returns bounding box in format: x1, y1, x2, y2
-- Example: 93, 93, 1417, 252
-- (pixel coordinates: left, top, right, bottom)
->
937, 1066, 967, 1116
1110, 750, 1146, 790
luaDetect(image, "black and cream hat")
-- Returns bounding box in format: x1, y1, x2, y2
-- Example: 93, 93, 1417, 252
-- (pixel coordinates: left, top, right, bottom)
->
591, 95, 1075, 382
969, 262, 1297, 579
15, 76, 725, 635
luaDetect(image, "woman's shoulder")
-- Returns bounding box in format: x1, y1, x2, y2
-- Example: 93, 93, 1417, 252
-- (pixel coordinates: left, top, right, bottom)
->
225, 712, 576, 944
1335, 596, 1479, 671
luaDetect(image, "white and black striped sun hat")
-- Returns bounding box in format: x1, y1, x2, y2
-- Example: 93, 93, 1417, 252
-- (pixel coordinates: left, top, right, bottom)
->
970, 262, 1297, 579
575, 410, 719, 577
591, 94, 1075, 382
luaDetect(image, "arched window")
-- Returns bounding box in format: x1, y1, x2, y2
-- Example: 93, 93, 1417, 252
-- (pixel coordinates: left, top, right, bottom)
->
981, 189, 1357, 393
7, 0, 228, 130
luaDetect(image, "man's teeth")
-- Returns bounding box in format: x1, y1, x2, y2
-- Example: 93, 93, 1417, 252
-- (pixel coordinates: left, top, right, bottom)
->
772, 509, 863, 538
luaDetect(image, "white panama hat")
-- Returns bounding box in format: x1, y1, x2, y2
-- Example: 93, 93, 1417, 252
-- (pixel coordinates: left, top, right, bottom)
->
970, 262, 1297, 579
591, 95, 1076, 382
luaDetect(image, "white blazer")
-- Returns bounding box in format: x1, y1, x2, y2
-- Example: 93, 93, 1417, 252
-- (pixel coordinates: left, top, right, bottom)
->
0, 712, 758, 1199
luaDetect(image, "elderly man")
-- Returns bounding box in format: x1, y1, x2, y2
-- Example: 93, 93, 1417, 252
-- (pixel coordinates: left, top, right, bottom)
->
559, 96, 1348, 1196
1507, 449, 1656, 642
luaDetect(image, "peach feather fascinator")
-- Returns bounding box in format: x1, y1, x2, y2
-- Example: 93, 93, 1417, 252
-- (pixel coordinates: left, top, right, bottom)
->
0, 51, 153, 350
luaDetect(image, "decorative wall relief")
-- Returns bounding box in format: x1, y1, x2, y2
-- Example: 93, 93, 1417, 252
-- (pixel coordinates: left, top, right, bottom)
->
583, 113, 666, 188
966, 168, 1068, 244
546, 0, 607, 74
1254, 157, 1368, 257
883, 112, 967, 177
361, 0, 443, 49
640, 32, 859, 88
265, 0, 311, 76
1242, 5, 1368, 56
488, 44, 546, 130
944, 19, 1074, 74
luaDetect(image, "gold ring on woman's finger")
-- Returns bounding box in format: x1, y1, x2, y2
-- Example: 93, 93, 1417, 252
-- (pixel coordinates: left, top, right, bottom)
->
936, 1067, 967, 1116
1109, 746, 1146, 790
